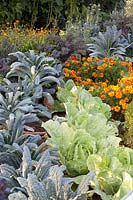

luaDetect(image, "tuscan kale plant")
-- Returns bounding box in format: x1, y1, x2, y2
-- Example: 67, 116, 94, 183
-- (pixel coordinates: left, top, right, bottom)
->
0, 145, 94, 200
0, 109, 44, 168
87, 25, 129, 60
6, 50, 64, 117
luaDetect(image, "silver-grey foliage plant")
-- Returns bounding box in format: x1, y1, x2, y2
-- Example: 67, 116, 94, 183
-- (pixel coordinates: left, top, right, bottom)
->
87, 25, 128, 60
6, 50, 64, 115
0, 146, 94, 200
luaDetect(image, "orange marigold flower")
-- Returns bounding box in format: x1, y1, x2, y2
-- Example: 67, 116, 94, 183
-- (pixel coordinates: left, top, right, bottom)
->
70, 55, 78, 60
65, 73, 69, 77
75, 76, 81, 81
84, 69, 88, 73
99, 72, 104, 77
124, 97, 129, 102
121, 61, 127, 67
100, 94, 106, 100
81, 80, 89, 85
130, 72, 133, 77
72, 60, 79, 65
128, 62, 132, 68
65, 61, 70, 67
128, 66, 133, 73
87, 57, 93, 62
97, 65, 104, 70
71, 70, 77, 77
77, 71, 80, 75
108, 65, 112, 69
104, 88, 110, 93
95, 57, 100, 62
115, 91, 122, 99
121, 103, 128, 110
109, 58, 116, 65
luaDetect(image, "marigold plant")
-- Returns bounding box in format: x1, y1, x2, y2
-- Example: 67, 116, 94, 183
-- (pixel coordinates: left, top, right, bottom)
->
64, 55, 133, 120
0, 21, 49, 52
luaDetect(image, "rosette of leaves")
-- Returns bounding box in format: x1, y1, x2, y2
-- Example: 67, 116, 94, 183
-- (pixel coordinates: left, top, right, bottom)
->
6, 50, 64, 115
0, 146, 94, 199
87, 25, 127, 60
87, 146, 133, 199
43, 81, 133, 199
42, 81, 121, 176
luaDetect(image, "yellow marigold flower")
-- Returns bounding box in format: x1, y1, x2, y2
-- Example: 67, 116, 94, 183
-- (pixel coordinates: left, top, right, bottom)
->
82, 62, 88, 67
82, 57, 86, 61
87, 57, 93, 62
114, 106, 121, 112
108, 91, 115, 97
102, 63, 108, 68
102, 82, 107, 87
102, 57, 108, 62
119, 99, 124, 105
92, 72, 97, 77
122, 88, 128, 94
128, 62, 132, 67
129, 88, 133, 94
110, 85, 120, 91
87, 78, 92, 84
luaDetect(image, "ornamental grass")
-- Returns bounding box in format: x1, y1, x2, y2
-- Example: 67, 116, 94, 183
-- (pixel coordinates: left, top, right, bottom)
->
64, 55, 133, 121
